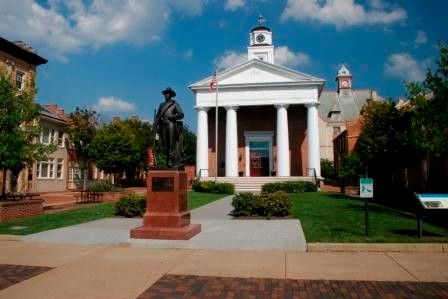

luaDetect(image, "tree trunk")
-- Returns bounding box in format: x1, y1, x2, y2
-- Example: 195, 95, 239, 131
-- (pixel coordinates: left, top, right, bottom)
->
1, 169, 6, 197
83, 168, 88, 190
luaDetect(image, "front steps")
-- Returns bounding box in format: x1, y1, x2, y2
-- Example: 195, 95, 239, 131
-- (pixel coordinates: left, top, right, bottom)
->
200, 176, 314, 192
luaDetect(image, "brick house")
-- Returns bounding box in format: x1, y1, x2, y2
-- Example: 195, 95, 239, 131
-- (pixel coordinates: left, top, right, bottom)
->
0, 36, 47, 193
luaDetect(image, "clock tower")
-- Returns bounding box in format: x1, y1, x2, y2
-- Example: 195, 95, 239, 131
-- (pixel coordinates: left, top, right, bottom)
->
248, 15, 275, 64
336, 64, 352, 93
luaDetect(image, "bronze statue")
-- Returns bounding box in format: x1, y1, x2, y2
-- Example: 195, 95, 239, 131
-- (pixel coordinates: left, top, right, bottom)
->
153, 87, 184, 168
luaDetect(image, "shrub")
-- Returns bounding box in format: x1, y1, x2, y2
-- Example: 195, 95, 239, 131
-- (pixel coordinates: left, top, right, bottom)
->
231, 192, 256, 216
115, 194, 146, 217
231, 191, 292, 217
261, 181, 317, 193
89, 180, 122, 192
192, 180, 235, 194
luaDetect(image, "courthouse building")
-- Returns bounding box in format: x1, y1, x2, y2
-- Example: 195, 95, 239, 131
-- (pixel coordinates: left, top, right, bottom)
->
190, 19, 325, 179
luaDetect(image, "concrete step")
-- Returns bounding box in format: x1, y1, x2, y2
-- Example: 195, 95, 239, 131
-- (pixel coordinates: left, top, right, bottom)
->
200, 176, 314, 192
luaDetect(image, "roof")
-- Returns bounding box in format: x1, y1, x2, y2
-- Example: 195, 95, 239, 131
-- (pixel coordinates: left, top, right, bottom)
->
0, 37, 47, 66
319, 89, 383, 121
39, 105, 67, 124
189, 58, 325, 92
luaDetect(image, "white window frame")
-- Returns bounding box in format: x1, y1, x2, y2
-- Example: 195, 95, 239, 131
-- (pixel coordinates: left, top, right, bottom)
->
56, 159, 64, 179
37, 158, 56, 178
57, 131, 64, 147
15, 70, 25, 90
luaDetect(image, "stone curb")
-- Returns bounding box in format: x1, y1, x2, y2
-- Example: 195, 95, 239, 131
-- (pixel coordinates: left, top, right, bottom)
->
307, 243, 448, 253
0, 234, 22, 241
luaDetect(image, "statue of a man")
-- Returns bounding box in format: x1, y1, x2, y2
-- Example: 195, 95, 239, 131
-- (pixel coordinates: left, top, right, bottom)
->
153, 87, 184, 168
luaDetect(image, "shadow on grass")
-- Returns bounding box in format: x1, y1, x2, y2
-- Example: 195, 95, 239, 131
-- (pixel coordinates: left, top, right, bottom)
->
324, 193, 348, 200
392, 229, 446, 237
344, 203, 416, 219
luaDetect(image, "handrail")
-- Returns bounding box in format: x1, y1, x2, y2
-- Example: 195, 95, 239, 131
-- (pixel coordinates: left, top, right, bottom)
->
195, 168, 209, 182
306, 168, 319, 189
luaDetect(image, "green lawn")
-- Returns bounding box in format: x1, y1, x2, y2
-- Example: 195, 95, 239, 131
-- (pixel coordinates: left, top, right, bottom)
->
0, 192, 227, 236
292, 192, 448, 243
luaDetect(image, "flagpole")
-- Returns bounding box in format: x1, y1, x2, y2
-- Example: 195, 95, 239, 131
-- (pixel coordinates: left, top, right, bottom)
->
214, 70, 219, 182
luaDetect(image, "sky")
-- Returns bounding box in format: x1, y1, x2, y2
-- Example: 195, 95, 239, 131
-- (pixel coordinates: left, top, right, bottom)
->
1, 0, 447, 130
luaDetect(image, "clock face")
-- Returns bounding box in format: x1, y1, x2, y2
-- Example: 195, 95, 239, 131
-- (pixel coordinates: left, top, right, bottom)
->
341, 80, 349, 87
256, 34, 265, 43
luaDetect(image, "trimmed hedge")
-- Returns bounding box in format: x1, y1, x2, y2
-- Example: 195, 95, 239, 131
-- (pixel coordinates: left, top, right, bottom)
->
89, 180, 122, 192
231, 191, 292, 217
115, 194, 146, 217
192, 180, 235, 194
261, 181, 317, 193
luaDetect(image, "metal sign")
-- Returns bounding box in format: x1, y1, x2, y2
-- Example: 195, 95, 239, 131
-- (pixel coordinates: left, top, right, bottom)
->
360, 178, 373, 198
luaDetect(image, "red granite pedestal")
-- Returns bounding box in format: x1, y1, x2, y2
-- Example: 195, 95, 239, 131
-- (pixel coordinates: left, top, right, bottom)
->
130, 170, 201, 240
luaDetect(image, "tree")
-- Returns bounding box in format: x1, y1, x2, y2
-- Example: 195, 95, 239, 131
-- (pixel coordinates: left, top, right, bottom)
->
182, 125, 196, 165
65, 107, 97, 189
407, 42, 448, 155
357, 100, 414, 176
0, 70, 55, 196
90, 118, 153, 185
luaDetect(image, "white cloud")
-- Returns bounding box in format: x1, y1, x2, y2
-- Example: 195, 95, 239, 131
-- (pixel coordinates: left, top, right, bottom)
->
384, 53, 429, 82
274, 46, 310, 67
215, 51, 247, 70
281, 0, 407, 29
0, 0, 207, 60
225, 0, 245, 11
414, 30, 427, 47
94, 96, 136, 113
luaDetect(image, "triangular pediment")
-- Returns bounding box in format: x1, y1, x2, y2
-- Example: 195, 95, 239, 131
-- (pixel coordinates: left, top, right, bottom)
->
189, 59, 325, 90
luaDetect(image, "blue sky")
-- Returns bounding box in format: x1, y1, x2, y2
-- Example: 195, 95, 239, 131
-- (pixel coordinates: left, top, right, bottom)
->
1, 0, 447, 129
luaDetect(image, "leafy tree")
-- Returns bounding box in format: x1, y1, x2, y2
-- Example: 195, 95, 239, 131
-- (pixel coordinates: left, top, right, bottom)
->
357, 100, 414, 176
320, 158, 335, 180
183, 125, 196, 165
0, 70, 55, 195
90, 118, 153, 185
65, 107, 97, 189
407, 41, 448, 155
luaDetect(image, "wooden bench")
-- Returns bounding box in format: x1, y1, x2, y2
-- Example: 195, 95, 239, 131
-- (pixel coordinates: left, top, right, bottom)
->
76, 190, 104, 204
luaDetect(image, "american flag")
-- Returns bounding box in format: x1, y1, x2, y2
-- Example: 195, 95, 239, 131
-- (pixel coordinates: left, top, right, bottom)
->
209, 71, 217, 92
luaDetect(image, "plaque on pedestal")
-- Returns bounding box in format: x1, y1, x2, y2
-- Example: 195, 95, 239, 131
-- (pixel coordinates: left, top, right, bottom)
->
130, 170, 201, 240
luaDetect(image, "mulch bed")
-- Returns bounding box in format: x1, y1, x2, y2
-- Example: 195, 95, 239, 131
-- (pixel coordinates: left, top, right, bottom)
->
137, 274, 448, 299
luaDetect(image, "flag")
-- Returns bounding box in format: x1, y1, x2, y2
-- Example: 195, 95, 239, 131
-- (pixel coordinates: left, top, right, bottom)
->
209, 71, 217, 92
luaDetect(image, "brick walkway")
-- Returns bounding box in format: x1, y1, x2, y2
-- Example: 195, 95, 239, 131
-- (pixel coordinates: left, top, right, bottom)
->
137, 274, 448, 299
0, 264, 52, 291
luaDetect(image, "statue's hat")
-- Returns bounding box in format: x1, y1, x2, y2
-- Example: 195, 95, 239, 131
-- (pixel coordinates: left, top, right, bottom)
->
162, 87, 176, 97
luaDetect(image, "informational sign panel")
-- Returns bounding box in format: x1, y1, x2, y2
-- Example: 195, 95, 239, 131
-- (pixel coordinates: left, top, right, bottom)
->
360, 178, 373, 198
415, 194, 448, 209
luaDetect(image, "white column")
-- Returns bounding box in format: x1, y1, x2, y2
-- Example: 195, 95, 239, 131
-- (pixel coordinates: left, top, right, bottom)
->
275, 104, 290, 176
305, 102, 321, 177
225, 106, 239, 177
196, 107, 209, 177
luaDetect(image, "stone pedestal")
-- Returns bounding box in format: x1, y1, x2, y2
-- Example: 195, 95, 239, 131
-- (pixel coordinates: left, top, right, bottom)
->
130, 170, 201, 240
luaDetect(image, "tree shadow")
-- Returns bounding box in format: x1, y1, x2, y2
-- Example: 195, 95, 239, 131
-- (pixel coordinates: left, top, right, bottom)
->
325, 193, 348, 200
392, 229, 446, 237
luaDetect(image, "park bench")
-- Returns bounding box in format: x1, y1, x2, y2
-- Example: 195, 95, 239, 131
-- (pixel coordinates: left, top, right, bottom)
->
415, 193, 448, 238
75, 190, 104, 204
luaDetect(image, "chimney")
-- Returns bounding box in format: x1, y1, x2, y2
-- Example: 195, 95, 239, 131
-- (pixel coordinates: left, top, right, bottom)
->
131, 115, 139, 123
45, 104, 58, 112
112, 116, 121, 123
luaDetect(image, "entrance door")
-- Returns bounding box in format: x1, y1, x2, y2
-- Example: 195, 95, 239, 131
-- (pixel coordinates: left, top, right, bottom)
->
249, 141, 270, 176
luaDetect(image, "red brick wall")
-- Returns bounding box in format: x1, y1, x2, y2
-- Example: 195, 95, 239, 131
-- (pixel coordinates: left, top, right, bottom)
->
0, 199, 44, 221
207, 105, 308, 177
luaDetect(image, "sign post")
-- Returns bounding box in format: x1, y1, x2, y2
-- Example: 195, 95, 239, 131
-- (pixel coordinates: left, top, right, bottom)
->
360, 178, 373, 236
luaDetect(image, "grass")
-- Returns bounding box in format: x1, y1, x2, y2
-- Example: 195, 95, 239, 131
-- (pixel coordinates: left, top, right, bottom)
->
0, 191, 228, 236
291, 192, 448, 243
188, 191, 228, 210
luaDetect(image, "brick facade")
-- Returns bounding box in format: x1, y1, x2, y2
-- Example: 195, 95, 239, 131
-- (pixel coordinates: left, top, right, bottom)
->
207, 105, 308, 177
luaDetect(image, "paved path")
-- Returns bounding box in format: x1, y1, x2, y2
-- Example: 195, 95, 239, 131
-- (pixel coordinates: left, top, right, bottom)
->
0, 241, 447, 298
23, 195, 307, 251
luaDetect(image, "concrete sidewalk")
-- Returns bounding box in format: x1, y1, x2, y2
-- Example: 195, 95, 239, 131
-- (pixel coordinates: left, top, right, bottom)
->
0, 240, 447, 298
23, 195, 307, 251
